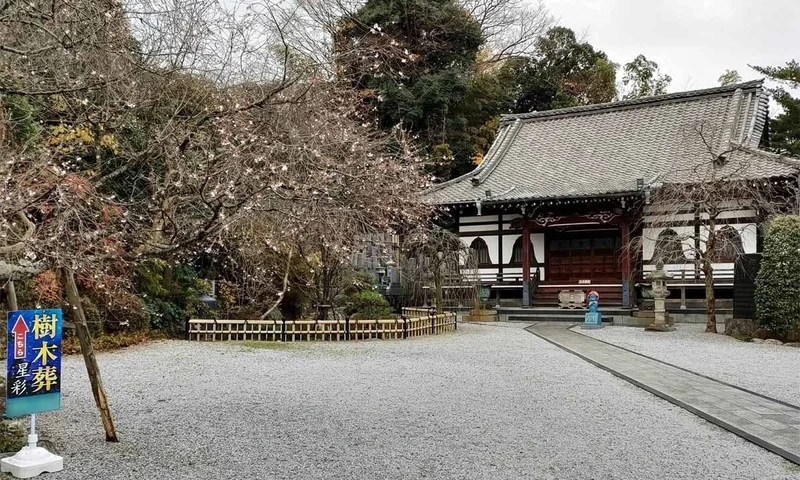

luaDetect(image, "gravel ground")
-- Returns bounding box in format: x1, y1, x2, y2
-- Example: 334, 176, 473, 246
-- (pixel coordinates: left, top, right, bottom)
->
29, 324, 800, 480
574, 323, 800, 406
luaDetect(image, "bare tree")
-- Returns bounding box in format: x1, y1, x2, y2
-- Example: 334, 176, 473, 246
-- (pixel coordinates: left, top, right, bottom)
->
401, 224, 479, 311
460, 0, 552, 62
1, 0, 430, 439
637, 124, 798, 333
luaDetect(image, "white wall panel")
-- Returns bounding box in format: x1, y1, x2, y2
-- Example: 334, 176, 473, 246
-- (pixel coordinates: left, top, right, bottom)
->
642, 226, 695, 261
459, 224, 500, 233
460, 215, 498, 224
460, 235, 499, 265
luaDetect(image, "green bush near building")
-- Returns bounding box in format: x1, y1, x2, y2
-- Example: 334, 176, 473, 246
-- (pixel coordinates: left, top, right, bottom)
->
346, 290, 392, 320
755, 215, 800, 335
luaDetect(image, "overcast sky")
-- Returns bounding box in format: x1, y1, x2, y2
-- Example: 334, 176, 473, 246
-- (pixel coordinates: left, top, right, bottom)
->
547, 0, 799, 93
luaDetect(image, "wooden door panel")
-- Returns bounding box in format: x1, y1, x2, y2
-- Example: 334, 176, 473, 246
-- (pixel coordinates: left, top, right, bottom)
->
547, 232, 623, 283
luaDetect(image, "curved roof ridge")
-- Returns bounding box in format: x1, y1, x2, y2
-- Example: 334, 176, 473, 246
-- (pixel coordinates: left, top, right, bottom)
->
501, 79, 765, 126
473, 119, 522, 184
423, 120, 518, 195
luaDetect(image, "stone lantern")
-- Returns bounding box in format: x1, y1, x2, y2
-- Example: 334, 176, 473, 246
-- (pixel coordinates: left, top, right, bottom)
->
645, 262, 674, 332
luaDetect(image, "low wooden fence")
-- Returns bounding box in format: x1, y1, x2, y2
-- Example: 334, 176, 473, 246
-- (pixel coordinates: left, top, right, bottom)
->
188, 311, 457, 342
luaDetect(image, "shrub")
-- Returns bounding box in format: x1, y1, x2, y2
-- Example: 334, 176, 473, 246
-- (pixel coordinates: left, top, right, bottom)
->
135, 260, 211, 335
346, 289, 392, 320
102, 292, 150, 332
755, 215, 800, 335
32, 271, 62, 304
7, 277, 61, 310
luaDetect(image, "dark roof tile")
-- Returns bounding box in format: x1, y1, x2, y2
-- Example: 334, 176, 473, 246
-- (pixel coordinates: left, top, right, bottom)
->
425, 80, 799, 205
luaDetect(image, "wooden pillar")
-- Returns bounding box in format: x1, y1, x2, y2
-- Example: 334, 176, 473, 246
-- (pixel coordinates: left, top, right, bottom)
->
522, 219, 531, 307
621, 221, 632, 308
497, 214, 504, 282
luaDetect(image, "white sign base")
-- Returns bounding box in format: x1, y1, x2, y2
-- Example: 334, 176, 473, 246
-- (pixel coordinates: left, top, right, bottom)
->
1, 445, 63, 478
1, 416, 63, 479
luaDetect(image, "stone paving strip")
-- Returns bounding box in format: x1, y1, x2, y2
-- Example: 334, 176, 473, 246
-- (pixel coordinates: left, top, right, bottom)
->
527, 323, 800, 465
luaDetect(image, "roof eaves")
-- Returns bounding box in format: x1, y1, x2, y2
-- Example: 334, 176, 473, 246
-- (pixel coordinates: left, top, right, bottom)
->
431, 187, 645, 207
740, 147, 800, 169
423, 156, 489, 195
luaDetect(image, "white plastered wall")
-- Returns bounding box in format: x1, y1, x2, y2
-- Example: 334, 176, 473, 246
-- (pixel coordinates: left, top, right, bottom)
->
460, 235, 500, 265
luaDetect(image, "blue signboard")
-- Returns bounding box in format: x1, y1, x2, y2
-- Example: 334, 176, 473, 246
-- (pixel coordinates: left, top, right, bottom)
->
6, 309, 62, 418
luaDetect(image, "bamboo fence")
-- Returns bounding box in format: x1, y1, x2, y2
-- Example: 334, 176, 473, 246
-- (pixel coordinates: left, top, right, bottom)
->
187, 310, 456, 342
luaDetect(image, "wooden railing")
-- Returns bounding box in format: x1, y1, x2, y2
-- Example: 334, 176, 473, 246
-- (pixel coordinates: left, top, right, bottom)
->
451, 265, 736, 287
401, 307, 436, 317
187, 312, 457, 342
639, 266, 734, 286
449, 270, 534, 285
638, 266, 736, 310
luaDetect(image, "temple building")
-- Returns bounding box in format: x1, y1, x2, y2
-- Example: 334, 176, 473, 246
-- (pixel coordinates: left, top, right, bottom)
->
424, 80, 800, 317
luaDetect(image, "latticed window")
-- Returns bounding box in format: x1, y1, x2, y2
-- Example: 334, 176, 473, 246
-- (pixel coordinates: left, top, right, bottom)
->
510, 237, 536, 265
714, 226, 744, 262
468, 238, 491, 266
653, 229, 686, 263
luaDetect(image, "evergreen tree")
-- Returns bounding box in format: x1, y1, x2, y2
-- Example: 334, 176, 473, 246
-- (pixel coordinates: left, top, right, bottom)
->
336, 0, 486, 179
752, 61, 800, 156
718, 69, 742, 86
509, 27, 617, 113
620, 54, 672, 99
337, 16, 618, 179
755, 215, 800, 335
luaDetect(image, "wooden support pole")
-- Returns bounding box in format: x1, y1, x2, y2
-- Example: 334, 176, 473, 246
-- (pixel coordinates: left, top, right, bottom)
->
621, 221, 632, 308
4, 280, 18, 350
61, 268, 119, 442
522, 220, 531, 307
6, 279, 18, 311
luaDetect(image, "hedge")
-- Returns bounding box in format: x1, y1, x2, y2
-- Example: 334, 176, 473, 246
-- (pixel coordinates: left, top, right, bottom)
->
754, 215, 800, 334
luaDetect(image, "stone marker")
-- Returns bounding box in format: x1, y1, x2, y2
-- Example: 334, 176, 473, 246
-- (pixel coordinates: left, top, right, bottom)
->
645, 263, 675, 332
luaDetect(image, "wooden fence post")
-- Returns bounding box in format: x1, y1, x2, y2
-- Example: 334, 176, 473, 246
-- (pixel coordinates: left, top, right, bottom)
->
402, 315, 408, 339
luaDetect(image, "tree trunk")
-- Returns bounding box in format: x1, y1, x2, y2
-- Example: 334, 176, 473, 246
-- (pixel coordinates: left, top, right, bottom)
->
61, 268, 119, 442
260, 249, 292, 320
703, 259, 716, 333
434, 266, 443, 314
703, 224, 718, 333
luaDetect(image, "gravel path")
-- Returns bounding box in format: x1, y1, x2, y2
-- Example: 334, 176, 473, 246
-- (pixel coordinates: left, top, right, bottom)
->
574, 323, 800, 406
31, 324, 800, 480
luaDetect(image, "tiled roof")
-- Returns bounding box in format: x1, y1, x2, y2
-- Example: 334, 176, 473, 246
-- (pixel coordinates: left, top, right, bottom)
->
425, 80, 800, 205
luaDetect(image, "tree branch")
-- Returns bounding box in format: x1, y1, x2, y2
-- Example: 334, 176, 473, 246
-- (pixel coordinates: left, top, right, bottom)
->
260, 248, 293, 319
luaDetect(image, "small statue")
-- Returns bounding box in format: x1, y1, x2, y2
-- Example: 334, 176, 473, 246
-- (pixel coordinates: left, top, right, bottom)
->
587, 291, 599, 313
582, 290, 603, 329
